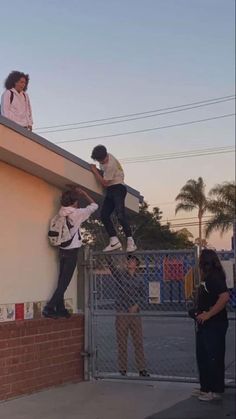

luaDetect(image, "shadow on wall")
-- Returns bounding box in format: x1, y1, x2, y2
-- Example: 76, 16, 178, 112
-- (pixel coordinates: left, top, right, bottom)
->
145, 389, 235, 419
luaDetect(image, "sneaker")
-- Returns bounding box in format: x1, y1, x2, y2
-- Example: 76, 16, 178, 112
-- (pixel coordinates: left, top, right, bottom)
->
139, 370, 150, 377
126, 238, 137, 253
42, 307, 58, 319
191, 389, 205, 397
103, 240, 122, 252
212, 393, 223, 401
198, 392, 213, 402
119, 370, 127, 376
56, 309, 72, 319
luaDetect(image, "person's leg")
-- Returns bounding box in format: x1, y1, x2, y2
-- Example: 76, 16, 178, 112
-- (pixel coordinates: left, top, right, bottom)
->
101, 193, 122, 251
205, 322, 228, 394
215, 322, 228, 394
196, 329, 211, 393
45, 248, 78, 313
112, 185, 137, 251
115, 314, 129, 372
101, 195, 116, 237
112, 185, 131, 237
130, 317, 146, 372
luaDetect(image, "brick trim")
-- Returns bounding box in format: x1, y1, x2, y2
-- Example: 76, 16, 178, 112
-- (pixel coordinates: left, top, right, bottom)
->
0, 315, 84, 401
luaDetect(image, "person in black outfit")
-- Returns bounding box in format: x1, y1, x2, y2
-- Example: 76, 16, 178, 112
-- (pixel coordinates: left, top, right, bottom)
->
190, 249, 229, 402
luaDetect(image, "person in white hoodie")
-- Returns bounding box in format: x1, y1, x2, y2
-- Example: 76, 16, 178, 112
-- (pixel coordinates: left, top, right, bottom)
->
1, 71, 33, 130
43, 186, 98, 319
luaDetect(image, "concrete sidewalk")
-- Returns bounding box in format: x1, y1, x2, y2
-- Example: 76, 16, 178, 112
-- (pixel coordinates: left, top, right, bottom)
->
0, 380, 235, 419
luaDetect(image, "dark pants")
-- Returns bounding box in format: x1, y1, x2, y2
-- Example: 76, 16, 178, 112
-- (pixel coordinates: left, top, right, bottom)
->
101, 184, 132, 238
47, 248, 79, 311
196, 321, 228, 393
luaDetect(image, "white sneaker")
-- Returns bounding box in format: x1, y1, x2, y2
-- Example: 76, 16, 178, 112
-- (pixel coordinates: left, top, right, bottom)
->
198, 392, 213, 401
103, 240, 122, 252
191, 388, 205, 397
126, 238, 137, 253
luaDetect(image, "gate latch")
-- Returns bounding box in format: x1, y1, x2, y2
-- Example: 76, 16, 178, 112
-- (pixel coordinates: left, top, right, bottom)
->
81, 351, 93, 358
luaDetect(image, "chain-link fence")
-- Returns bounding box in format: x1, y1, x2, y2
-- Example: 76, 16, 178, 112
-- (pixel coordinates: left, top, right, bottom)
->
86, 249, 235, 386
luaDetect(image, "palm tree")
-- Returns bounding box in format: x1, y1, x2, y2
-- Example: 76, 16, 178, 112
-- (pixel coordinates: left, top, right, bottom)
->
205, 182, 236, 249
175, 177, 208, 252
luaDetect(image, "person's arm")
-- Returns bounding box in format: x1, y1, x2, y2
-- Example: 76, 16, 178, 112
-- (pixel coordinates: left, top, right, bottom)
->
66, 185, 98, 222
1, 91, 11, 119
90, 164, 110, 188
129, 279, 144, 313
196, 292, 229, 324
128, 304, 139, 313
66, 184, 96, 204
76, 187, 96, 205
77, 189, 98, 221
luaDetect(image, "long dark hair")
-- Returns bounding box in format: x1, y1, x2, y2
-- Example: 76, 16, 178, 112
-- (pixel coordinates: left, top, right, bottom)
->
199, 249, 225, 280
4, 71, 29, 91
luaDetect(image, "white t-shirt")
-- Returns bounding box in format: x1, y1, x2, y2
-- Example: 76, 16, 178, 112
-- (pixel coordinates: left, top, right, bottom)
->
1, 88, 33, 127
100, 154, 124, 186
59, 203, 98, 249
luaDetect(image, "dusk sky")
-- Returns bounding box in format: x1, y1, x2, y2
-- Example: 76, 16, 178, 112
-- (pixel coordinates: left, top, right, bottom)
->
1, 0, 235, 248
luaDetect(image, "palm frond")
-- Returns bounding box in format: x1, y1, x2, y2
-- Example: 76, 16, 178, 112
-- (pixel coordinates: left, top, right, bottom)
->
209, 182, 236, 204
175, 203, 195, 214
205, 213, 234, 237
175, 177, 207, 213
207, 200, 234, 215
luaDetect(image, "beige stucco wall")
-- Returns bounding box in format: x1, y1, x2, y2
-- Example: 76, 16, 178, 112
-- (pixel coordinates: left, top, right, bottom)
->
0, 120, 142, 312
0, 122, 140, 213
0, 162, 78, 310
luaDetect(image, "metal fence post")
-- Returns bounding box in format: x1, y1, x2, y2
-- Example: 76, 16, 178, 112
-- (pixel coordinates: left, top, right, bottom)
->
194, 245, 200, 286
83, 246, 91, 381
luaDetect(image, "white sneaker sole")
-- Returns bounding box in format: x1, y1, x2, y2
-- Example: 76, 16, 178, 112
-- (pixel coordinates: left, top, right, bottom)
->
198, 394, 213, 402
191, 390, 203, 397
103, 243, 122, 252
126, 245, 137, 253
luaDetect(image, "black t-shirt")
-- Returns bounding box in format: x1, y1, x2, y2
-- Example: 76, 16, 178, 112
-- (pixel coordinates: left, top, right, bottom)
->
197, 271, 228, 323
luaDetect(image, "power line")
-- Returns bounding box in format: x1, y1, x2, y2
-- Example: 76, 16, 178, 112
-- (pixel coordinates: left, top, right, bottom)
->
35, 94, 235, 131
160, 215, 212, 223
121, 145, 233, 161
122, 150, 234, 164
168, 221, 210, 228
120, 146, 234, 164
55, 113, 235, 144
35, 97, 235, 134
149, 201, 175, 206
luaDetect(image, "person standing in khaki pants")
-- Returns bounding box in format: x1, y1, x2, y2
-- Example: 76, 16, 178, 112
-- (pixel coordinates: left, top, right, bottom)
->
108, 255, 149, 377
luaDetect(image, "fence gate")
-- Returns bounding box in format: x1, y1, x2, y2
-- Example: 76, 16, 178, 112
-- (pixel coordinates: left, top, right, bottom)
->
85, 249, 235, 385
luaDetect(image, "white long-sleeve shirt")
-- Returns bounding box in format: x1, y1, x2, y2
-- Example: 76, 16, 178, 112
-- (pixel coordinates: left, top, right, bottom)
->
59, 202, 98, 249
1, 88, 33, 127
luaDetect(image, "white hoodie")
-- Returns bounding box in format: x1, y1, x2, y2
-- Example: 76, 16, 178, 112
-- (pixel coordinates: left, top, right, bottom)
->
1, 88, 33, 127
59, 202, 98, 249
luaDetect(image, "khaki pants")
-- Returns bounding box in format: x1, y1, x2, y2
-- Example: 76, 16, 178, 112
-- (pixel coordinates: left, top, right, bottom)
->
115, 314, 146, 371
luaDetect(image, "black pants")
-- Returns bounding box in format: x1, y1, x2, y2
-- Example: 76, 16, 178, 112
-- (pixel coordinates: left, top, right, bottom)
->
47, 248, 79, 311
196, 321, 228, 393
101, 184, 132, 238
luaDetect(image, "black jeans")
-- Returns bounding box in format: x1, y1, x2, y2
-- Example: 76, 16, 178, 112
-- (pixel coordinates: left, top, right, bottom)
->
101, 184, 132, 238
196, 321, 228, 393
47, 248, 79, 311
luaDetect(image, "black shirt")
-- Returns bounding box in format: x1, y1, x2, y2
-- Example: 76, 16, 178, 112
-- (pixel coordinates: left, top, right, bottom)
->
108, 263, 145, 312
197, 271, 228, 323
